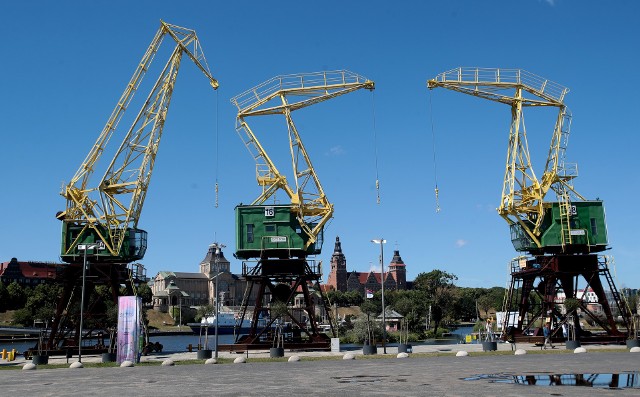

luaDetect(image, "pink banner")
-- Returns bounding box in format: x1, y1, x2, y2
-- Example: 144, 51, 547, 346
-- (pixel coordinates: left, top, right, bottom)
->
117, 296, 141, 364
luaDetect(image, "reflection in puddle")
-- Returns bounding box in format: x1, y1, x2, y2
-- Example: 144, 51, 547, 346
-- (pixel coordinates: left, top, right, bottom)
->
464, 373, 640, 389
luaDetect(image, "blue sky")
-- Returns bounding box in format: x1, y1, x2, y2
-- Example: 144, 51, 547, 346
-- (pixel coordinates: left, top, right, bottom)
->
1, 0, 638, 289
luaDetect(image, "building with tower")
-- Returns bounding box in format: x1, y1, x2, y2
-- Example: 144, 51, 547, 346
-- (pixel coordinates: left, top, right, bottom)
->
326, 237, 348, 291
325, 236, 409, 294
151, 244, 253, 312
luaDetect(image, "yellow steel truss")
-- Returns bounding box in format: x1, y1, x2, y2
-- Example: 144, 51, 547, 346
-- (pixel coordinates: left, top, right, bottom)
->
428, 67, 584, 248
59, 21, 218, 258
231, 70, 374, 248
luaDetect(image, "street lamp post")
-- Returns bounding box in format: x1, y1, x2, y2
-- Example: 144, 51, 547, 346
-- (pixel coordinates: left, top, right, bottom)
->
77, 243, 99, 363
211, 242, 225, 359
371, 238, 387, 354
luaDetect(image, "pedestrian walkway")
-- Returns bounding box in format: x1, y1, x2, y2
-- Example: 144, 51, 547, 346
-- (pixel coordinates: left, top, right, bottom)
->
1, 345, 638, 397
2, 340, 629, 366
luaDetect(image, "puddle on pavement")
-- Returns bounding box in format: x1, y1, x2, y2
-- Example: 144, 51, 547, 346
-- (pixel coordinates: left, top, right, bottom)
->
464, 373, 640, 389
332, 374, 411, 384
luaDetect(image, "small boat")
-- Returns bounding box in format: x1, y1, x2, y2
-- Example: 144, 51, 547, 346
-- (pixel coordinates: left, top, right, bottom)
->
187, 311, 251, 335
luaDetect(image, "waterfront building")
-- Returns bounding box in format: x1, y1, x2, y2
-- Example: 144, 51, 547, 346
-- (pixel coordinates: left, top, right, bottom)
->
325, 236, 409, 294
0, 257, 58, 287
150, 244, 329, 324
150, 245, 257, 313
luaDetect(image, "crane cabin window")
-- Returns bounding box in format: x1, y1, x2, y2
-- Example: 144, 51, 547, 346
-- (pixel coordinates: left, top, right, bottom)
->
265, 224, 275, 233
247, 224, 254, 243
590, 218, 598, 236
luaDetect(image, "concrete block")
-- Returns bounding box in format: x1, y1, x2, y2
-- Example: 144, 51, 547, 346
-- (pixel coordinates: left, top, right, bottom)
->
455, 351, 469, 357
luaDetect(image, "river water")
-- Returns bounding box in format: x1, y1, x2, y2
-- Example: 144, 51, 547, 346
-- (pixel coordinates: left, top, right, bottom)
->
1, 326, 475, 355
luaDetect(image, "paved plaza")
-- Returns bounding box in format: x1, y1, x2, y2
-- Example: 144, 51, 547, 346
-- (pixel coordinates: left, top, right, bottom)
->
1, 343, 639, 396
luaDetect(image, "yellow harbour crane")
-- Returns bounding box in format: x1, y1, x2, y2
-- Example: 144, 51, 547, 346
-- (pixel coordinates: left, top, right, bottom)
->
44, 20, 217, 353
229, 70, 374, 349
429, 68, 628, 343
231, 70, 374, 258
428, 67, 606, 255
57, 21, 218, 264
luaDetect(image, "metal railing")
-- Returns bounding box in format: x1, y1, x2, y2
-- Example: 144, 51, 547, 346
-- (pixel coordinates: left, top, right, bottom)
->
431, 67, 569, 103
231, 70, 371, 112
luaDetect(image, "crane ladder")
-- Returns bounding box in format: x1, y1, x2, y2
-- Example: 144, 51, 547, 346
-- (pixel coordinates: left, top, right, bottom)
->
600, 256, 632, 332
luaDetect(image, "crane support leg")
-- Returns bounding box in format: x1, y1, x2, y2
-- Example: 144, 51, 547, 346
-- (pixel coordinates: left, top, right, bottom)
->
233, 258, 333, 350
503, 254, 629, 345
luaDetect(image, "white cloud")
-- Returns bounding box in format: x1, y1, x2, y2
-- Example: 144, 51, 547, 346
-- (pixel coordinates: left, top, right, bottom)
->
326, 145, 346, 156
456, 239, 468, 248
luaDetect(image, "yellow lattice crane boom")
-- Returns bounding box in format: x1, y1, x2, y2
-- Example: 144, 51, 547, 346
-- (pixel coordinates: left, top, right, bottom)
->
428, 67, 607, 254
231, 70, 374, 256
58, 20, 218, 263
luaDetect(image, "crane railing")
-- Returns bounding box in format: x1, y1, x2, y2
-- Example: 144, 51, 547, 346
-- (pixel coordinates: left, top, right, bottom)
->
231, 70, 372, 114
430, 67, 569, 104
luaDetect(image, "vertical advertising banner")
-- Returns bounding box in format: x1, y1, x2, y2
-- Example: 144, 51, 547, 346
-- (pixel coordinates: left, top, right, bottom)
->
117, 296, 141, 364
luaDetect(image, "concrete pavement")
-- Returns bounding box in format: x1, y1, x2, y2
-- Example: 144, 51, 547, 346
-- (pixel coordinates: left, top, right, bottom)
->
2, 342, 639, 396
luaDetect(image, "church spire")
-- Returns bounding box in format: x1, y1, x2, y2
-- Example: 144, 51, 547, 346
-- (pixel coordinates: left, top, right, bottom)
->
333, 236, 342, 254
328, 236, 347, 291
390, 250, 404, 265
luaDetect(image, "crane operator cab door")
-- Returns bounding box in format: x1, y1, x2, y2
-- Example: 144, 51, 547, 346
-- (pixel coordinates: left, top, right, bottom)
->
235, 205, 323, 260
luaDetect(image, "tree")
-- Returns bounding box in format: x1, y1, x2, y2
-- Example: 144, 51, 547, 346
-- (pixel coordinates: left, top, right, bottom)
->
358, 300, 379, 344
195, 304, 214, 322
0, 281, 7, 311
392, 292, 424, 333
453, 287, 482, 321
6, 281, 26, 310
486, 287, 508, 312
11, 283, 61, 326
137, 283, 153, 305
345, 290, 364, 306
270, 301, 289, 348
414, 270, 458, 335
477, 294, 494, 319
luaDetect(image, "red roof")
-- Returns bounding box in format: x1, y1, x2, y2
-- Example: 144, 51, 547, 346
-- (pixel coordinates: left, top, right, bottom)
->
356, 271, 386, 284
0, 259, 58, 280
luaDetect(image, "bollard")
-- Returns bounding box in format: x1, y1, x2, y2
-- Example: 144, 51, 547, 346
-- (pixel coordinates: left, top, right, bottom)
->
1, 349, 6, 360
187, 344, 193, 352
9, 350, 15, 361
